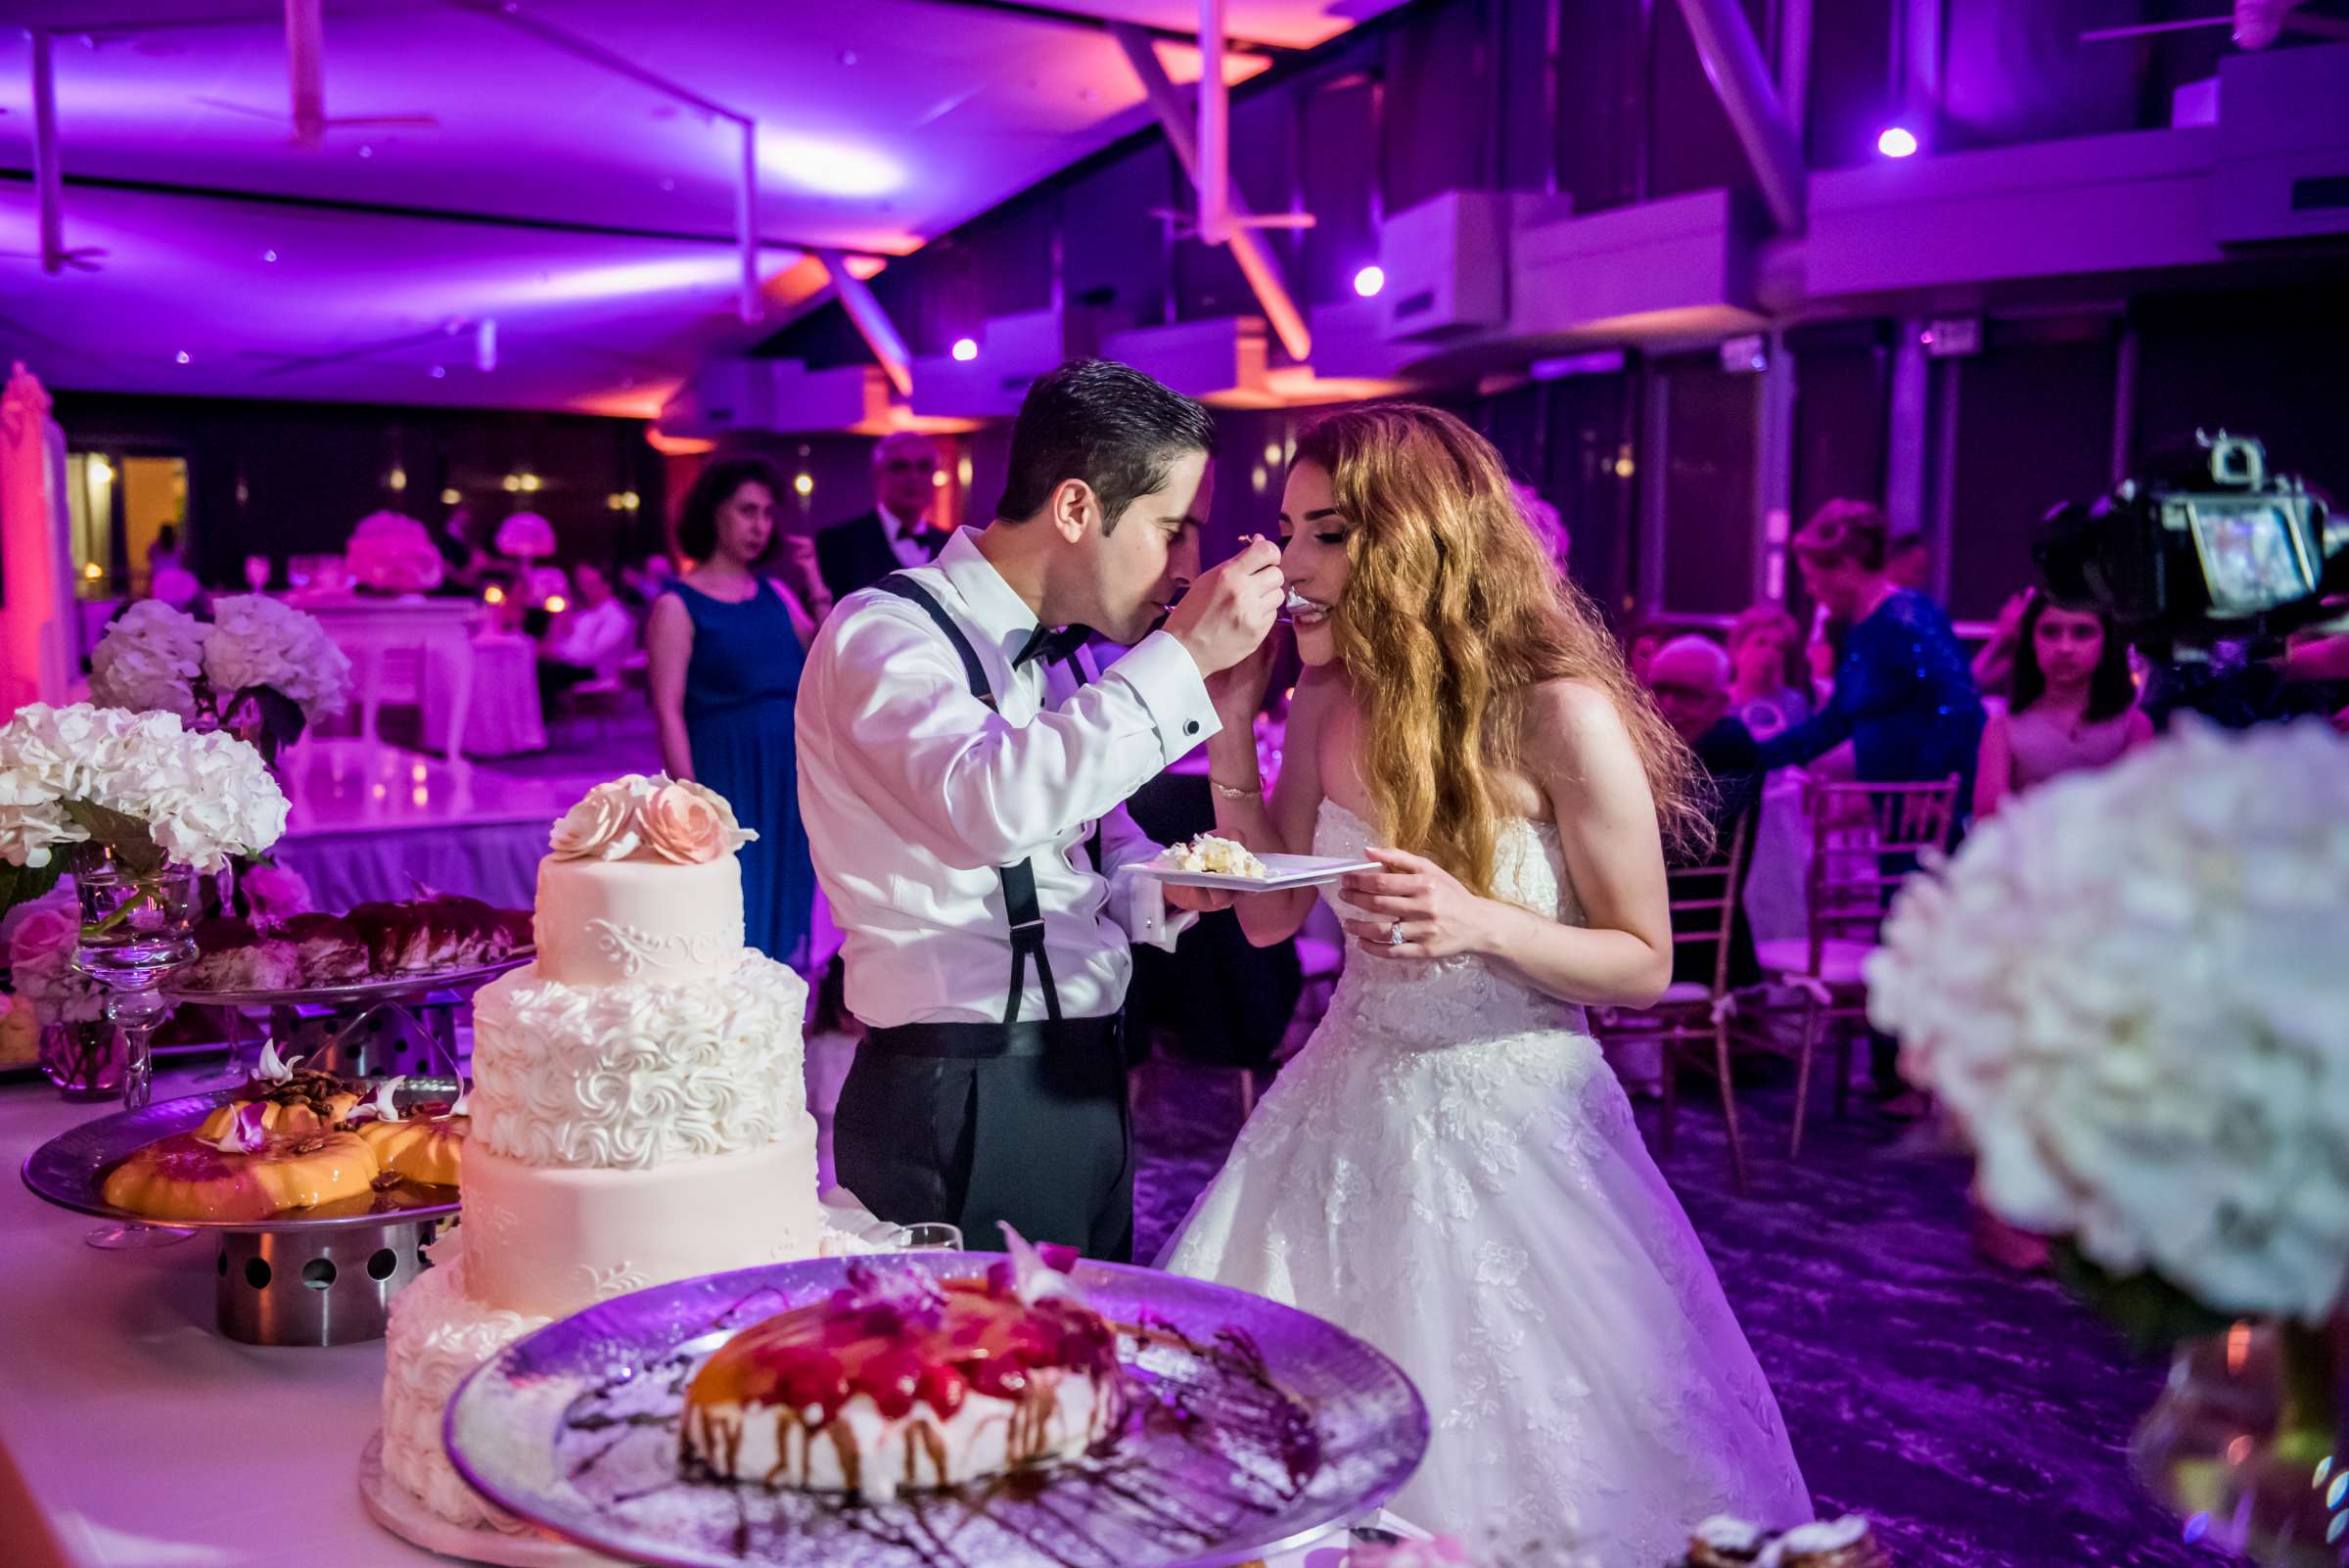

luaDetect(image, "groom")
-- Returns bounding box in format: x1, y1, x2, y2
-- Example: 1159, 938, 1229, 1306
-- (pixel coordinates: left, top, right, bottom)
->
797, 358, 1282, 1261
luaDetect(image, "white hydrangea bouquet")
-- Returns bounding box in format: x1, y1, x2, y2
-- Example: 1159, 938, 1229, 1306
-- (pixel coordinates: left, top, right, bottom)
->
1866, 718, 2349, 1332
88, 594, 352, 761
1868, 717, 2349, 1563
0, 703, 290, 916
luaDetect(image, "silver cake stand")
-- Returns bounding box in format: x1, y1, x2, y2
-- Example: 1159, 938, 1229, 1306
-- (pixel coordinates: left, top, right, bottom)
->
21, 1077, 463, 1346
166, 952, 529, 1082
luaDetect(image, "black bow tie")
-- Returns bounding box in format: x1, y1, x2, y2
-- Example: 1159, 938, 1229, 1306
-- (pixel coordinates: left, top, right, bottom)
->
1015, 623, 1091, 669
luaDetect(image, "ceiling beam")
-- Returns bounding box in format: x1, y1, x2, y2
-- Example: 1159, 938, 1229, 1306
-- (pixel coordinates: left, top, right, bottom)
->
818, 250, 913, 397
0, 168, 892, 260
902, 0, 1295, 56
1112, 23, 1311, 361
1673, 0, 1807, 233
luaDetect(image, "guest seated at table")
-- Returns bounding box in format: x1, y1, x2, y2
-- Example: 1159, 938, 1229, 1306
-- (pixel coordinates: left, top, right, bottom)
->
429, 506, 490, 593
619, 549, 676, 611
1622, 614, 1668, 685
1726, 604, 1813, 743
536, 562, 637, 704
1973, 592, 2151, 817
1760, 499, 1984, 799
1645, 636, 1762, 990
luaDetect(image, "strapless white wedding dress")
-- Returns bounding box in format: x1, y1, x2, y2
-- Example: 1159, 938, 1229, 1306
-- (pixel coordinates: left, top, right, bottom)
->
1159, 800, 1810, 1559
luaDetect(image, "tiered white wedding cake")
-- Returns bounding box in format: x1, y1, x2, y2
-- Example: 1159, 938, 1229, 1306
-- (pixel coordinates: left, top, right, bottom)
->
379, 775, 830, 1535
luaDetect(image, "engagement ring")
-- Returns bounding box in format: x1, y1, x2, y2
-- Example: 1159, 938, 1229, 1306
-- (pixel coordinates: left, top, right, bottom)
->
1386, 920, 1405, 947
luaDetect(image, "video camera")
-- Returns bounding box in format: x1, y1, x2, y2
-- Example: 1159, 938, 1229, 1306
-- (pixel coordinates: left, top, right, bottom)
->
2034, 432, 2346, 660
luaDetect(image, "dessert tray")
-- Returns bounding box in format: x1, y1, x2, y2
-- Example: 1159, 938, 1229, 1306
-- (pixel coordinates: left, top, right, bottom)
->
166, 952, 530, 1009
21, 1076, 464, 1234
447, 1253, 1428, 1568
23, 1078, 463, 1346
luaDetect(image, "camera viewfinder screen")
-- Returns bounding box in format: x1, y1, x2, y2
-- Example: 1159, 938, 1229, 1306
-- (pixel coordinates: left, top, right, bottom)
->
2190, 502, 2308, 615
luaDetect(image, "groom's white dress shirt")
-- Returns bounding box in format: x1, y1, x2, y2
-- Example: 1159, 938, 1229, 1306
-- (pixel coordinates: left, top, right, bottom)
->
796, 529, 1221, 1028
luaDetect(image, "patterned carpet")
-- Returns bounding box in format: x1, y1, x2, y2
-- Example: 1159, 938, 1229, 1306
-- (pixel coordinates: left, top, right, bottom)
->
1128, 1046, 2242, 1568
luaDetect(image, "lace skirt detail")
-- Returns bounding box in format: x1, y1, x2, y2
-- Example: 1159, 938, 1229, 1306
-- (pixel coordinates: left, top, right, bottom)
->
1159, 1017, 1812, 1559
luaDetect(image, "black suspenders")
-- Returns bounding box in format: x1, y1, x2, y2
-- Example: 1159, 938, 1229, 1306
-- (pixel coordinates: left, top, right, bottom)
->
874, 574, 1082, 1027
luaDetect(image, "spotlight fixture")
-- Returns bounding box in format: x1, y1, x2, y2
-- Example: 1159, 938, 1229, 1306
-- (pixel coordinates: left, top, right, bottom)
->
951, 338, 979, 363
1353, 265, 1386, 299
1877, 125, 1919, 159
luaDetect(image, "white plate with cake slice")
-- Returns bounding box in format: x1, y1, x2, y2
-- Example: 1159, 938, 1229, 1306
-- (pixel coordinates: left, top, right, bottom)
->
1135, 834, 1377, 893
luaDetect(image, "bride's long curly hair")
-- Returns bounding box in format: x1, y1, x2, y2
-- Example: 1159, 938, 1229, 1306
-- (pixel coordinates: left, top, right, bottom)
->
1296, 404, 1707, 897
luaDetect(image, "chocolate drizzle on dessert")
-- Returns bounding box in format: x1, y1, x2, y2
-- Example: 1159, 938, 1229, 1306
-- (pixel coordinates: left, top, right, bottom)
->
547, 1283, 1331, 1568
237, 1067, 355, 1120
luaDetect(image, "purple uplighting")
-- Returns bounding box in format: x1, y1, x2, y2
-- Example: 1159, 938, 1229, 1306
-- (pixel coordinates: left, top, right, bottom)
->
4, 10, 2348, 1568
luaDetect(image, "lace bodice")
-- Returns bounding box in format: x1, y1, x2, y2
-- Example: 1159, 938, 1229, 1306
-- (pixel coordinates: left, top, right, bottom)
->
1313, 798, 1590, 1046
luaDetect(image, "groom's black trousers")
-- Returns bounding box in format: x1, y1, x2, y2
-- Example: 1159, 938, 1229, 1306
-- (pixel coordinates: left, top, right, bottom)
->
833, 1016, 1133, 1263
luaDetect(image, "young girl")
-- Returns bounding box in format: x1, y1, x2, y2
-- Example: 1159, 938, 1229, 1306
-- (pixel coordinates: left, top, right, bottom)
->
1972, 592, 2150, 818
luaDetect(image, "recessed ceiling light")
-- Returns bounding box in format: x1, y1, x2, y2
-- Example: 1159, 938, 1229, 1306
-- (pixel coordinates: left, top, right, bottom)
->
429, 365, 446, 379
358, 144, 374, 159
841, 49, 858, 66
262, 250, 278, 262
174, 350, 191, 364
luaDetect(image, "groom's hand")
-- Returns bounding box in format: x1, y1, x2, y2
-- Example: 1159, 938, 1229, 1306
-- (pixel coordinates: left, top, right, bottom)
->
1164, 536, 1283, 677
1164, 884, 1240, 913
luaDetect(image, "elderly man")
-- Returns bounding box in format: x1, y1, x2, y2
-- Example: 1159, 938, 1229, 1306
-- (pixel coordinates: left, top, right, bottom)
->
815, 431, 952, 603
1649, 635, 1762, 814
1644, 634, 1763, 991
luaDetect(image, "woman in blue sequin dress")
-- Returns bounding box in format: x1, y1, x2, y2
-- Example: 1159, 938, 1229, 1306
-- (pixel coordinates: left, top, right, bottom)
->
1760, 500, 1984, 793
645, 457, 818, 963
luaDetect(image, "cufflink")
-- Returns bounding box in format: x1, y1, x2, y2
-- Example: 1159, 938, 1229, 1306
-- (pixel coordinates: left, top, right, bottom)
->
1184, 719, 1201, 735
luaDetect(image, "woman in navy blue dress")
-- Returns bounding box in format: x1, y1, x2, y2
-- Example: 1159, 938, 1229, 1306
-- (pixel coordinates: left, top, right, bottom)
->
645, 458, 818, 964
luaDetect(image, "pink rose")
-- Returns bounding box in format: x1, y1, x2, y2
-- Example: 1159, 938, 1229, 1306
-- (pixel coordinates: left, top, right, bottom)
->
9, 907, 79, 969
640, 780, 747, 864
549, 778, 649, 861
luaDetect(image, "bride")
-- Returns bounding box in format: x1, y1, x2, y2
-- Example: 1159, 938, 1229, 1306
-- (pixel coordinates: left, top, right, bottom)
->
1158, 405, 1811, 1558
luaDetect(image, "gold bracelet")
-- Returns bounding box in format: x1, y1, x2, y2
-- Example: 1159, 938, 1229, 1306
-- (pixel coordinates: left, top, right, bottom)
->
1210, 776, 1263, 801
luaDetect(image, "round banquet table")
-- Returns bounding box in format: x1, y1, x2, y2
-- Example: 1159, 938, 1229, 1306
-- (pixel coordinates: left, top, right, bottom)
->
0, 1068, 1413, 1568
421, 632, 546, 758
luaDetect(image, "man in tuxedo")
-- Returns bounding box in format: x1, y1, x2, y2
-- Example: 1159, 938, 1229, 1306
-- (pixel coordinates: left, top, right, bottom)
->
798, 359, 1282, 1261
815, 431, 951, 602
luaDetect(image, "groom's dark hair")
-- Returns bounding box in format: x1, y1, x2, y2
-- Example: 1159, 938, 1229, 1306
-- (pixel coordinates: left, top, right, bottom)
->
995, 358, 1218, 533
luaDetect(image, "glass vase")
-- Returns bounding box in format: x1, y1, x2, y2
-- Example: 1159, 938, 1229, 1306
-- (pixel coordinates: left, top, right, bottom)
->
71, 862, 200, 1113
37, 1018, 126, 1101
2134, 1315, 2349, 1564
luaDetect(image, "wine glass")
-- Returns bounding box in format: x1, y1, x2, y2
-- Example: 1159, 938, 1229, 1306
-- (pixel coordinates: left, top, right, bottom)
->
892, 1222, 964, 1252
74, 863, 202, 1250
